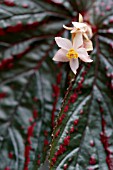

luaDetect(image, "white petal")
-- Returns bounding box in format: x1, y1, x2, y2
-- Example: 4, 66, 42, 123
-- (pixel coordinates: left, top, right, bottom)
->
72, 22, 87, 29
83, 33, 89, 40
79, 13, 83, 23
87, 25, 93, 38
71, 28, 77, 33
77, 48, 93, 62
73, 33, 83, 50
53, 49, 69, 62
84, 39, 93, 51
63, 25, 73, 30
77, 47, 88, 56
55, 37, 72, 50
69, 58, 79, 75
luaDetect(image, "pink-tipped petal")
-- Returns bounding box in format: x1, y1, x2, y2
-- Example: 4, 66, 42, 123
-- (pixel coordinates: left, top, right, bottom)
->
69, 58, 79, 75
84, 39, 93, 51
53, 49, 69, 62
77, 48, 93, 62
55, 37, 72, 51
73, 33, 83, 50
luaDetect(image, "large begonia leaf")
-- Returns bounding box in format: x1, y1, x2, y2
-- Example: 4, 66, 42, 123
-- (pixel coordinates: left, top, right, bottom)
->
0, 0, 113, 170
0, 1, 68, 169
49, 0, 113, 170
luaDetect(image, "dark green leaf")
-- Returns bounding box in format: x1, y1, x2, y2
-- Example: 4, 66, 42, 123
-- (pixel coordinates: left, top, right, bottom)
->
49, 0, 113, 169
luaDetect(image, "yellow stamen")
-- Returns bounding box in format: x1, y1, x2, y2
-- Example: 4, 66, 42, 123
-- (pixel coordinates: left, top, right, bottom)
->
66, 48, 78, 59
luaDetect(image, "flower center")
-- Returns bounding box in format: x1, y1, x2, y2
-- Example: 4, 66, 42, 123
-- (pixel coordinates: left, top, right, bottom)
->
66, 48, 78, 59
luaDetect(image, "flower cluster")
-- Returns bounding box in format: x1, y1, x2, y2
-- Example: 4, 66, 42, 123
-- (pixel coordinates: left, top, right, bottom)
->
53, 14, 93, 74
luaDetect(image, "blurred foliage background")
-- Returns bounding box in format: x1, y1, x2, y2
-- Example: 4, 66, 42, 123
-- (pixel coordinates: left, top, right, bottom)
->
0, 0, 113, 170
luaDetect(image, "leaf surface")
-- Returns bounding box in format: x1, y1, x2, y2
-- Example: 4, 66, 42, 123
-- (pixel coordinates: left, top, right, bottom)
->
49, 0, 113, 170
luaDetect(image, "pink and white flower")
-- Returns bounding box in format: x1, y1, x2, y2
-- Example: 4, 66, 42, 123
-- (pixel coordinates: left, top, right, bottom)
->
63, 14, 93, 52
53, 33, 93, 75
